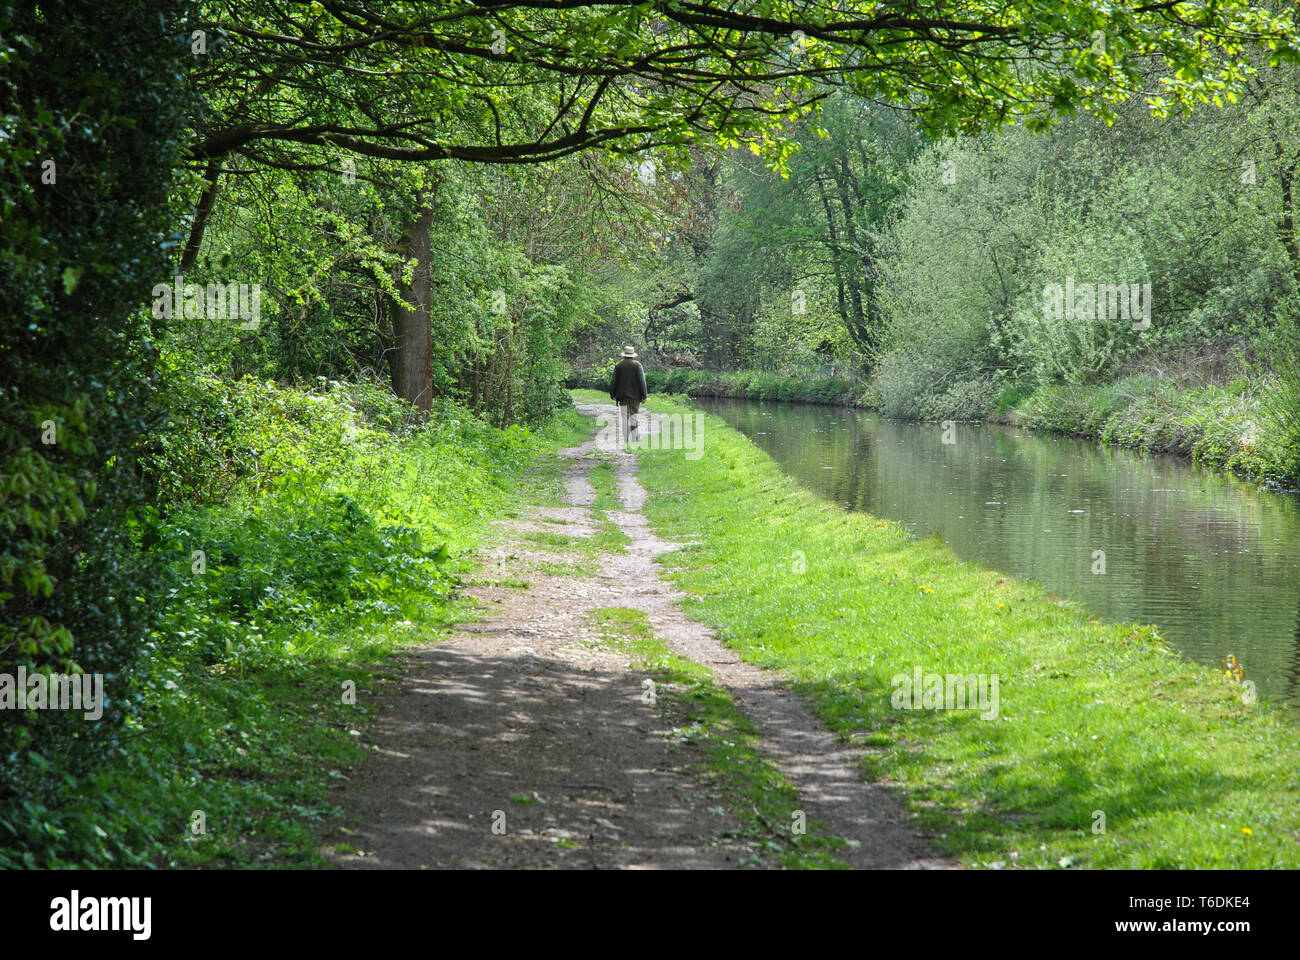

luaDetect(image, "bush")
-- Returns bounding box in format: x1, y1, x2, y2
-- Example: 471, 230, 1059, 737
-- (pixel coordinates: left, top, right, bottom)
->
873, 346, 998, 420
144, 364, 425, 510
1260, 306, 1300, 482
1006, 232, 1153, 386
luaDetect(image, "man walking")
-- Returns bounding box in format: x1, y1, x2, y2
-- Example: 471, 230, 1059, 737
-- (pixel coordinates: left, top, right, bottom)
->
608, 345, 647, 444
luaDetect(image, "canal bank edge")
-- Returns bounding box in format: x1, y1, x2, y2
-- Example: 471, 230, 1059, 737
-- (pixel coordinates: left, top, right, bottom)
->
589, 389, 1300, 869
572, 369, 1299, 489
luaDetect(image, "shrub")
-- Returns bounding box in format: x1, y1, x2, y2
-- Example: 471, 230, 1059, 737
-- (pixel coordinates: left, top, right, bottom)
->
1006, 232, 1153, 386
874, 348, 997, 420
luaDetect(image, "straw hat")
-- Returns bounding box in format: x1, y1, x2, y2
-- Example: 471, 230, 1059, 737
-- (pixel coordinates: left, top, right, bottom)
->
620, 346, 638, 358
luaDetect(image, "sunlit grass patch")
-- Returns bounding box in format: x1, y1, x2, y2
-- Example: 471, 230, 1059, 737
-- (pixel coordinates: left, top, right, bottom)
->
530, 559, 592, 577
635, 394, 1300, 869
520, 530, 579, 548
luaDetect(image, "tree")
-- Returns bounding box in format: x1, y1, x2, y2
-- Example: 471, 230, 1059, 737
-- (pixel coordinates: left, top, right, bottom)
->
179, 0, 1300, 404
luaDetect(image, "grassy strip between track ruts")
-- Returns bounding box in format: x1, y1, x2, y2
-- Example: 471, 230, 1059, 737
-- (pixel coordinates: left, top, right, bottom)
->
571, 389, 1300, 869
587, 607, 849, 869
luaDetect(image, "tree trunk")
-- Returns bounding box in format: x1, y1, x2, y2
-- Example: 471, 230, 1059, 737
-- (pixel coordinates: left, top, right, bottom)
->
832, 154, 872, 351
501, 339, 515, 427
390, 199, 436, 412
1275, 152, 1300, 296
814, 172, 849, 329
180, 159, 222, 272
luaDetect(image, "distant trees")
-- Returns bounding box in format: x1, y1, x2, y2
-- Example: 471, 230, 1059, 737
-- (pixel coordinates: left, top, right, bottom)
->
871, 71, 1300, 418
638, 59, 1300, 424
179, 0, 1300, 404
665, 95, 920, 370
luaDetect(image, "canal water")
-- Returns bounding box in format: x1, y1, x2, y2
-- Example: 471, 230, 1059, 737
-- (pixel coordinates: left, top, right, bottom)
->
697, 398, 1300, 712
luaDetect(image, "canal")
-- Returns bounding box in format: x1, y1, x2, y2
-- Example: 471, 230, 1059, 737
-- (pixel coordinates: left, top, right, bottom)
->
697, 397, 1300, 712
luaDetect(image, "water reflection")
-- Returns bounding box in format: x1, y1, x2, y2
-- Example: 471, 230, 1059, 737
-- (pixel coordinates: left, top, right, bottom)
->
698, 398, 1300, 712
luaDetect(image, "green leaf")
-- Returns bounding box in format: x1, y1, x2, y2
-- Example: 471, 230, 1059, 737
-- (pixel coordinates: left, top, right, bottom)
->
62, 266, 84, 295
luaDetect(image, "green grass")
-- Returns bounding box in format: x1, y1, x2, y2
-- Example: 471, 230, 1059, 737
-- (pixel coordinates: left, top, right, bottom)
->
3, 394, 592, 869
513, 406, 593, 508
520, 530, 579, 547
582, 460, 636, 554
588, 607, 849, 869
626, 392, 1300, 869
588, 460, 620, 511
530, 560, 590, 577
569, 388, 615, 406
505, 402, 629, 561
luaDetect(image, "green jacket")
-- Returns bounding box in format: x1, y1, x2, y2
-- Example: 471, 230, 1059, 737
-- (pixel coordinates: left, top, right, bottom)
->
609, 357, 647, 403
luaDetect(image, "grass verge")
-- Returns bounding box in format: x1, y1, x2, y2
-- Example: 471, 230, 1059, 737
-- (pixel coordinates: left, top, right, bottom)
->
629, 392, 1300, 869
1013, 375, 1299, 488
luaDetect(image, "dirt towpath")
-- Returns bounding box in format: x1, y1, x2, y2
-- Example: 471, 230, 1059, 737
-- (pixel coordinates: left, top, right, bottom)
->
326, 401, 951, 869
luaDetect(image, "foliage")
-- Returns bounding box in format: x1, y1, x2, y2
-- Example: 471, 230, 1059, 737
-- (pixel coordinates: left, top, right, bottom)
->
182, 135, 625, 426
0, 0, 190, 809
0, 378, 552, 867
1259, 303, 1300, 482
872, 74, 1300, 429
187, 0, 1300, 167
1005, 231, 1153, 385
1016, 374, 1299, 487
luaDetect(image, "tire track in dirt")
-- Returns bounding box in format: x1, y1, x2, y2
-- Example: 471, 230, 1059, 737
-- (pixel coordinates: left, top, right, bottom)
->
579, 401, 951, 870
324, 401, 950, 869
